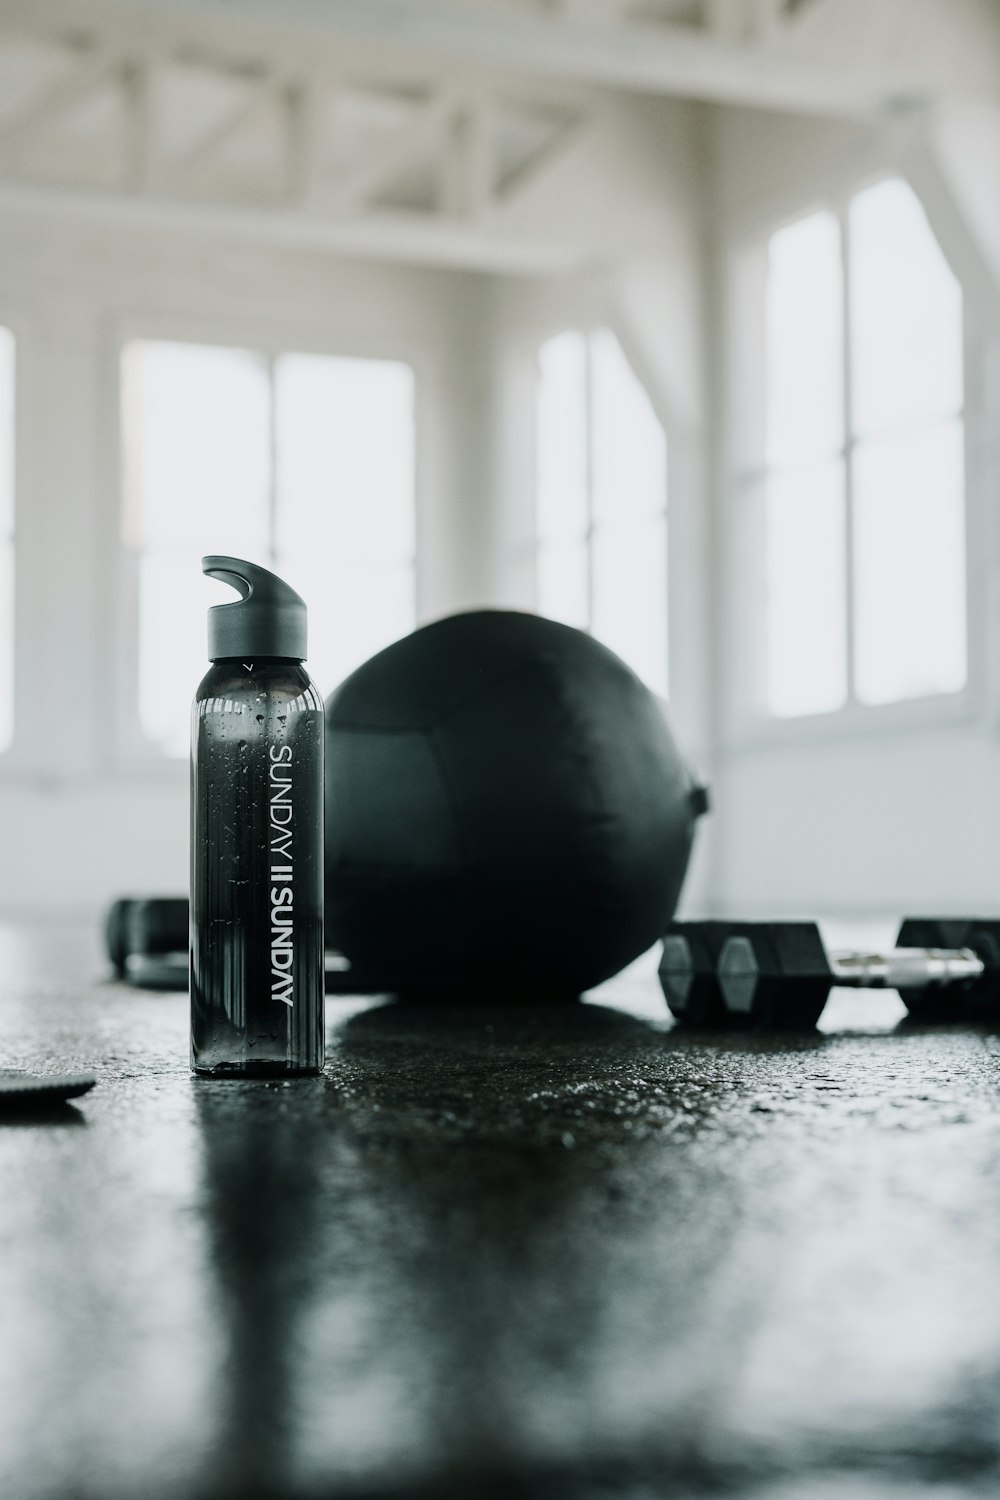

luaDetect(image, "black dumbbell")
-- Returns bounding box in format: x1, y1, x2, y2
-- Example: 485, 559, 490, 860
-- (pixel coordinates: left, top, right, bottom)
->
659, 918, 1000, 1029
106, 897, 190, 989
105, 897, 370, 994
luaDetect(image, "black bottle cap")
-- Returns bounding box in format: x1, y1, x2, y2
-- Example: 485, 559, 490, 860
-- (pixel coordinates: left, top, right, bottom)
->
203, 556, 307, 661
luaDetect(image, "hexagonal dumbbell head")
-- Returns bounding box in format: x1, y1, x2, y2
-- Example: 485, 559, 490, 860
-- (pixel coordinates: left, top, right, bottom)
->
659, 927, 727, 1024
895, 918, 1000, 1021
660, 921, 833, 1029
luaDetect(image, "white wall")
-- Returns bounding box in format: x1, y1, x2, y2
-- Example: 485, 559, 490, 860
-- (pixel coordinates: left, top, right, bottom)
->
705, 105, 1000, 921
20, 85, 1000, 932
0, 203, 497, 913
0, 92, 711, 919
486, 97, 717, 912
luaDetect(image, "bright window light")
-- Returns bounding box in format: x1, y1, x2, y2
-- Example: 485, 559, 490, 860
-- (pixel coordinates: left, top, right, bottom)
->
592, 512, 668, 694
535, 327, 668, 694
537, 537, 589, 632
123, 341, 270, 758
0, 328, 14, 754
591, 328, 667, 525
849, 178, 963, 438
122, 339, 416, 758
274, 353, 415, 698
853, 420, 965, 704
536, 332, 589, 631
759, 177, 965, 720
537, 332, 588, 545
766, 210, 843, 470
765, 462, 847, 717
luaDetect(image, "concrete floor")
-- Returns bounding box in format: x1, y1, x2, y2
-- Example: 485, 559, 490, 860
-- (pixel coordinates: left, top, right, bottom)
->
0, 919, 999, 1499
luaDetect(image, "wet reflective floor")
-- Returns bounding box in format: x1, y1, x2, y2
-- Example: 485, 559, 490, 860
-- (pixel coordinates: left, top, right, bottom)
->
0, 920, 999, 1499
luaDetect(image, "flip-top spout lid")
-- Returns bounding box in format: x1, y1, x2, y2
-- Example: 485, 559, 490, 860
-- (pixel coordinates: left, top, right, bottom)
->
203, 556, 307, 661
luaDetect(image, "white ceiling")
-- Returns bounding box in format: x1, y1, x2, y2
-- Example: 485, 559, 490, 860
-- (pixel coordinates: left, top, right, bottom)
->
6, 0, 1000, 114
0, 0, 996, 273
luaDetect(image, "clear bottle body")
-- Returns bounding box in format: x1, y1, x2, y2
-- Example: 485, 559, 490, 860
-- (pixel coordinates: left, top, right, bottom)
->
190, 659, 325, 1076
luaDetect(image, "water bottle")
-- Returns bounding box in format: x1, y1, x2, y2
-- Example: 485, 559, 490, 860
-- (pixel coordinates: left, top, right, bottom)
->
191, 556, 325, 1076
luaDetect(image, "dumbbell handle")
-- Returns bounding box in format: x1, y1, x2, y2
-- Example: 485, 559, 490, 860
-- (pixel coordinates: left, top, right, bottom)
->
828, 947, 985, 990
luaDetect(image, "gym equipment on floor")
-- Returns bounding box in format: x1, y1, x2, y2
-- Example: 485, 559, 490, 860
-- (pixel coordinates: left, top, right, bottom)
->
659, 918, 1000, 1029
106, 898, 190, 990
325, 610, 707, 1000
105, 898, 360, 994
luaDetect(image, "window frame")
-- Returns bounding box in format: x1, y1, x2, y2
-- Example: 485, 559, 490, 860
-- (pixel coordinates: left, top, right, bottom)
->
104, 311, 427, 774
531, 321, 672, 698
721, 174, 985, 750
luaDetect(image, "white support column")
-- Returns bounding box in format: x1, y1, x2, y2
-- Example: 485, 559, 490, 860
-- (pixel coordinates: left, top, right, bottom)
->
415, 277, 499, 621
15, 303, 102, 777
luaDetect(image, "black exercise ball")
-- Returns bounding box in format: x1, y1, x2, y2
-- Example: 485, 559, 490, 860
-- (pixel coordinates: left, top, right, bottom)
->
324, 610, 707, 999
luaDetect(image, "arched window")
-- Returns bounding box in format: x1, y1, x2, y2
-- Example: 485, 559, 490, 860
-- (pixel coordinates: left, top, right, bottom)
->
535, 327, 668, 695
759, 177, 965, 719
